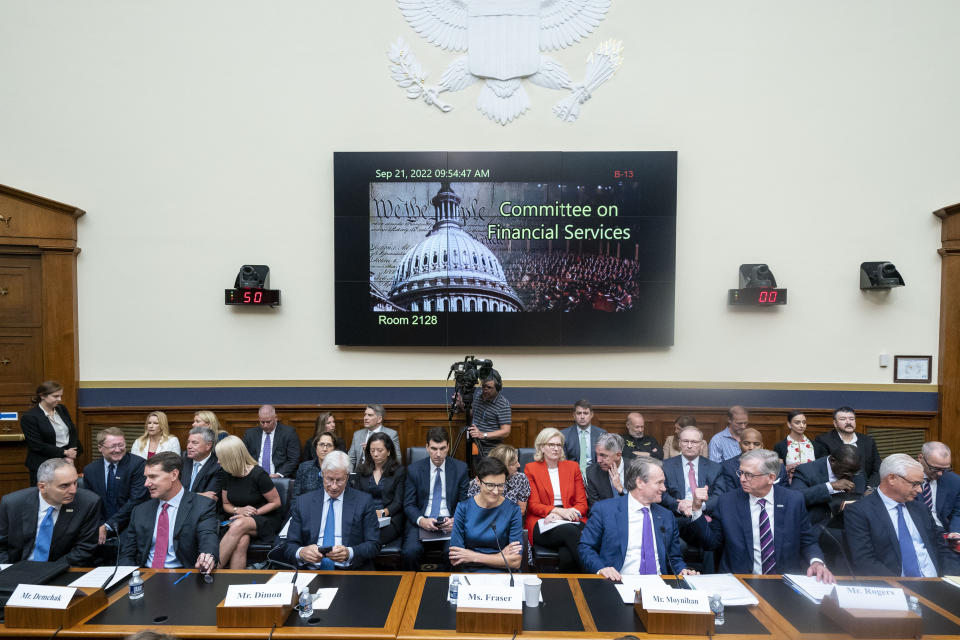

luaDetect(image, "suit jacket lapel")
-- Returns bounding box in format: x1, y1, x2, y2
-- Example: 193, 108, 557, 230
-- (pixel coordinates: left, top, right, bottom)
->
444, 463, 457, 512
22, 491, 40, 558
617, 497, 628, 564
772, 486, 785, 565
173, 493, 191, 539
341, 491, 357, 544
867, 494, 900, 564
88, 461, 105, 495
737, 492, 752, 555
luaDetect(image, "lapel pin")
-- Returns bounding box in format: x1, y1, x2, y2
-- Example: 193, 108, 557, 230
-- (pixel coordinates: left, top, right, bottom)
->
776, 504, 784, 508
65, 508, 74, 513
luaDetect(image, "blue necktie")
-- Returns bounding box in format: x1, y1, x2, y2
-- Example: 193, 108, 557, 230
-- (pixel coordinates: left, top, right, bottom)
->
190, 462, 201, 491
896, 504, 922, 577
105, 463, 118, 518
429, 467, 443, 518
32, 506, 55, 561
319, 497, 336, 570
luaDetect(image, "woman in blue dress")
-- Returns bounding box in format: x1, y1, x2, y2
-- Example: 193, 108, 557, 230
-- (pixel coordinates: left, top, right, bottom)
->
449, 456, 523, 572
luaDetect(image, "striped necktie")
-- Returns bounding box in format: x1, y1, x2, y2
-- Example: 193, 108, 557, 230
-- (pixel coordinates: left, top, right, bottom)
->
757, 498, 776, 574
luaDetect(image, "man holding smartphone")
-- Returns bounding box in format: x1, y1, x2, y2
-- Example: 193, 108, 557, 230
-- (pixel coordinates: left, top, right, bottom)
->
402, 427, 469, 570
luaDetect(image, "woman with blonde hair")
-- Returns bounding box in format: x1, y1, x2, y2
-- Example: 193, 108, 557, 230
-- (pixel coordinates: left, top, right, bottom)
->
524, 427, 587, 572
216, 435, 282, 569
193, 410, 229, 441
131, 411, 181, 459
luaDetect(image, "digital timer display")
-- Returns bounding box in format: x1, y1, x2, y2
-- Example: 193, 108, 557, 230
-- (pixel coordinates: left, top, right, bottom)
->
728, 288, 787, 306
225, 288, 281, 306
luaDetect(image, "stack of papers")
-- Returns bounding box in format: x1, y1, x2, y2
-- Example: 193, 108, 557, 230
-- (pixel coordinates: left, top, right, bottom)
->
783, 574, 835, 604
614, 575, 670, 604
683, 573, 759, 606
68, 566, 138, 590
943, 576, 960, 591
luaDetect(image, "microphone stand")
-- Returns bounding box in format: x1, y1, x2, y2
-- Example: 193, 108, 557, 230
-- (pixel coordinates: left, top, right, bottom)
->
98, 526, 121, 591
489, 524, 514, 587
266, 543, 301, 589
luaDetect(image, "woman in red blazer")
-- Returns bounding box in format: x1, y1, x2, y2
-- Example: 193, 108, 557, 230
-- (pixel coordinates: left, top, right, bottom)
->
524, 427, 588, 572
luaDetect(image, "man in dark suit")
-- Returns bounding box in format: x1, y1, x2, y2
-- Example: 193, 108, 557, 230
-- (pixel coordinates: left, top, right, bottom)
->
586, 433, 626, 510
0, 457, 100, 565
182, 426, 222, 502
118, 452, 218, 571
691, 449, 835, 582
717, 429, 787, 493
791, 444, 866, 529
561, 399, 607, 487
845, 453, 960, 577
579, 458, 697, 579
242, 404, 300, 478
283, 451, 380, 569
813, 406, 882, 487
81, 427, 148, 545
402, 427, 469, 570
915, 441, 960, 533
661, 426, 724, 517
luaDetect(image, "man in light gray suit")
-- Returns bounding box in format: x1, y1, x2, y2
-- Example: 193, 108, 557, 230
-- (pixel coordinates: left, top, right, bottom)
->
348, 404, 401, 470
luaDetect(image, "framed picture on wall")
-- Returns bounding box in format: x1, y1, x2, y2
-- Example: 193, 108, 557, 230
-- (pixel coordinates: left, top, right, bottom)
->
893, 355, 932, 383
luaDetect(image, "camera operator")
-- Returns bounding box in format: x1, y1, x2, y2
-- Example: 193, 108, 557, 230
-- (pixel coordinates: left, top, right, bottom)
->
461, 370, 511, 456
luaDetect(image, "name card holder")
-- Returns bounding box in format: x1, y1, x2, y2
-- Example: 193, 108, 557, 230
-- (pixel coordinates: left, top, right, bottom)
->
633, 589, 715, 636
5, 586, 107, 629
455, 585, 523, 635
820, 589, 922, 638
216, 583, 297, 628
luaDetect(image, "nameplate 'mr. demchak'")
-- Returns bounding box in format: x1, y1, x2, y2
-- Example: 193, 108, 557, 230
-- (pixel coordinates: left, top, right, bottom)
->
7, 584, 76, 609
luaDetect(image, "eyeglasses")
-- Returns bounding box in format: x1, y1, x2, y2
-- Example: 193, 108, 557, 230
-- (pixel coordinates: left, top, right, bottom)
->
317, 442, 335, 449
323, 476, 348, 485
99, 443, 125, 450
679, 440, 702, 446
920, 455, 951, 474
543, 442, 563, 449
736, 470, 769, 480
895, 474, 924, 489
480, 481, 507, 491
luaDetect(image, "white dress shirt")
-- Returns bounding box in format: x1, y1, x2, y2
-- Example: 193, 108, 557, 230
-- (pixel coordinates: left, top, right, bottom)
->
749, 488, 776, 574
877, 488, 938, 578
682, 456, 700, 500
922, 477, 942, 527
45, 409, 69, 447
417, 461, 449, 525
620, 493, 660, 575
296, 491, 355, 566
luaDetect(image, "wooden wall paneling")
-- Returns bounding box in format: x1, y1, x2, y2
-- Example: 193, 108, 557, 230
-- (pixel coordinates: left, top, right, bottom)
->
936, 202, 960, 471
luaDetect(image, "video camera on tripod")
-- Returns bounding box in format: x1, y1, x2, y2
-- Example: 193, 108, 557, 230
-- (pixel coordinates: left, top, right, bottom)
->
447, 355, 493, 418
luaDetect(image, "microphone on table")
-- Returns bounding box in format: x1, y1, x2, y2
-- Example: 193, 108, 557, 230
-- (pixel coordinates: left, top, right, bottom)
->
98, 525, 121, 591
266, 542, 300, 588
489, 523, 514, 587
819, 525, 855, 581
659, 525, 689, 588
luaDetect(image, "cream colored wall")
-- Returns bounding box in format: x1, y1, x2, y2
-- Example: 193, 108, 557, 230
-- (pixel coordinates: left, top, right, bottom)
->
1, 1, 957, 384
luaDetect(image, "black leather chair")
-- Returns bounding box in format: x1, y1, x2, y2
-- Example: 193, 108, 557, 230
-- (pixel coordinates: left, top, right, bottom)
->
406, 447, 429, 466
532, 543, 560, 572
247, 477, 294, 566
518, 448, 535, 471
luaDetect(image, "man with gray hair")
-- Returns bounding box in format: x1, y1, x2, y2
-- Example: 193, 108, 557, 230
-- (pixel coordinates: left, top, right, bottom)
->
348, 404, 401, 469
844, 453, 960, 576
586, 433, 626, 509
0, 457, 101, 565
914, 441, 960, 533
579, 457, 697, 580
182, 426, 222, 501
283, 450, 380, 570
691, 449, 834, 582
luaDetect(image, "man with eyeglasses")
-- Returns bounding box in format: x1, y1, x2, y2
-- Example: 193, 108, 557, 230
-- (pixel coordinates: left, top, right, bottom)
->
845, 453, 960, 576
283, 451, 380, 570
81, 428, 148, 546
914, 441, 960, 533
691, 449, 835, 582
661, 426, 723, 520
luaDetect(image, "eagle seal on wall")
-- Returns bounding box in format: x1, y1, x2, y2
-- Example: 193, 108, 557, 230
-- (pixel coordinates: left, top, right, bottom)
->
388, 0, 623, 125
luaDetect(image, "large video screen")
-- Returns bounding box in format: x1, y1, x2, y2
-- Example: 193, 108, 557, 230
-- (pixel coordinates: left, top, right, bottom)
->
334, 151, 676, 346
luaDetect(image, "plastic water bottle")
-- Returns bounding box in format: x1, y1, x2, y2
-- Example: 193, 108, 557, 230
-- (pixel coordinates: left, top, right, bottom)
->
128, 570, 144, 600
448, 576, 460, 604
299, 589, 313, 618
908, 596, 922, 617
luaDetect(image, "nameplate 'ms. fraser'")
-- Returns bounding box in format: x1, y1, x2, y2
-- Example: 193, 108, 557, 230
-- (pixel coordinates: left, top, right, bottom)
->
223, 583, 296, 607
456, 585, 523, 611
6, 584, 76, 609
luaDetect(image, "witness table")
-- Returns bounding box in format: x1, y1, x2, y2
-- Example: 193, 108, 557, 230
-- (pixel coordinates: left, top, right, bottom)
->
2, 570, 959, 639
